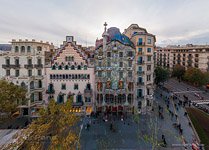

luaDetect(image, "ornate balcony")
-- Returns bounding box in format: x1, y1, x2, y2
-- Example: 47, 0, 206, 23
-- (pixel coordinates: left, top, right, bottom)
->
34, 64, 43, 68
24, 64, 33, 69
2, 64, 11, 69
137, 71, 144, 75
137, 82, 144, 86
72, 101, 84, 107
84, 89, 93, 97
137, 61, 145, 65
137, 42, 145, 46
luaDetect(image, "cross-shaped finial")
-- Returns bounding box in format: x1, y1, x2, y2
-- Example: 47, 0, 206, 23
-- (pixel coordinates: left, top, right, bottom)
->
104, 22, 107, 31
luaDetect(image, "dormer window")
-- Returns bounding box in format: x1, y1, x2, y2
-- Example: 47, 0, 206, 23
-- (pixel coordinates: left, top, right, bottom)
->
65, 56, 74, 62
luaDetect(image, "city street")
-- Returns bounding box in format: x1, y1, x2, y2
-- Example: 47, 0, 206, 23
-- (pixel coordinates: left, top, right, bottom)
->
164, 78, 209, 105
80, 82, 197, 150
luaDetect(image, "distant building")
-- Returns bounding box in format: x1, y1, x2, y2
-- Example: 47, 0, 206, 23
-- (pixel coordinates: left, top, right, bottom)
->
0, 44, 12, 51
155, 44, 209, 72
95, 23, 156, 114
0, 39, 54, 116
45, 36, 95, 115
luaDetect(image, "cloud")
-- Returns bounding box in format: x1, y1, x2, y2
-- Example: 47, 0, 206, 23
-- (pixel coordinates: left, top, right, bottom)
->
0, 0, 209, 47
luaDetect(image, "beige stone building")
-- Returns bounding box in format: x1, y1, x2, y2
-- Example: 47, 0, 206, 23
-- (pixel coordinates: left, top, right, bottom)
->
155, 44, 209, 72
0, 39, 54, 116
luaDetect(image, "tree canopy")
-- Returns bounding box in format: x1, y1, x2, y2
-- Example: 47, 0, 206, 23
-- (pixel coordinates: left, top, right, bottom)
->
18, 98, 80, 150
0, 80, 27, 114
154, 67, 170, 85
172, 65, 185, 80
184, 68, 208, 86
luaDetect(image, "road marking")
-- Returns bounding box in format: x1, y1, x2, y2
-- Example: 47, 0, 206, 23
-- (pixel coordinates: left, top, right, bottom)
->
173, 91, 204, 94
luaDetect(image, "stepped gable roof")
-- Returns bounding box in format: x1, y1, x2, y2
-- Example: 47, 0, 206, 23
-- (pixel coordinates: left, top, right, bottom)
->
51, 38, 87, 64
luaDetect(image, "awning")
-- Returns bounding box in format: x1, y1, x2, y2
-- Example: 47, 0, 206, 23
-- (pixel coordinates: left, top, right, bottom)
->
86, 106, 92, 115
12, 111, 20, 118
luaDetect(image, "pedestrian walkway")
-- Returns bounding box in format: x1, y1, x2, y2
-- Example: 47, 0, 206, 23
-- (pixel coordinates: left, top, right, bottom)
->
155, 87, 197, 149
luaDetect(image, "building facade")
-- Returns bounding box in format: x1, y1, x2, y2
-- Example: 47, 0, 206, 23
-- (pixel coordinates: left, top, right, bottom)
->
155, 44, 209, 72
0, 39, 54, 116
95, 23, 156, 114
124, 24, 156, 114
45, 36, 95, 115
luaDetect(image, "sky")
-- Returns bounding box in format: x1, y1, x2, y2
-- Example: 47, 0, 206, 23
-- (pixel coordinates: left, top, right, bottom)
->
1, 0, 209, 47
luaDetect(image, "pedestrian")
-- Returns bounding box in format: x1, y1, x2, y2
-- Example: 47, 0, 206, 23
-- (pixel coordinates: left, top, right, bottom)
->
162, 134, 165, 140
110, 123, 113, 131
179, 128, 183, 134
163, 138, 167, 147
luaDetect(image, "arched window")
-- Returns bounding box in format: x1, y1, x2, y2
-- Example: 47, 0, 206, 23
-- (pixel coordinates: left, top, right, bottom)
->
58, 65, 62, 70
52, 65, 56, 70
77, 65, 81, 70
21, 46, 25, 53
15, 46, 19, 53
63, 74, 65, 79
38, 80, 42, 88
65, 65, 69, 70
84, 65, 87, 70
66, 74, 69, 79
87, 74, 90, 79
59, 74, 62, 79
71, 65, 75, 70
27, 46, 31, 53
21, 82, 27, 89
30, 81, 34, 89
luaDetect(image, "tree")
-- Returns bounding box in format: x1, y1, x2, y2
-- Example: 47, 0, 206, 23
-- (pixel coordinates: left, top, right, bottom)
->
6, 97, 80, 150
184, 68, 207, 86
154, 67, 170, 85
172, 65, 185, 80
0, 80, 27, 115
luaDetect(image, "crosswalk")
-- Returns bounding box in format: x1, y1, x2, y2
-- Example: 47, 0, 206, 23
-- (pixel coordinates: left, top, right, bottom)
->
173, 91, 203, 94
